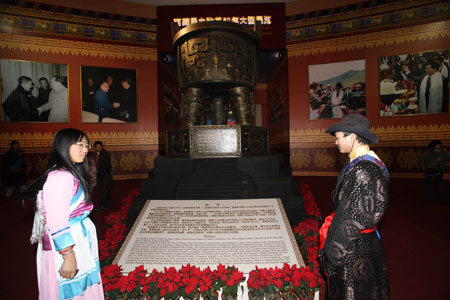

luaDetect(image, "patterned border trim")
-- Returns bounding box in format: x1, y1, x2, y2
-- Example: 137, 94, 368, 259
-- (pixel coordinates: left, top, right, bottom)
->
286, 0, 406, 24
0, 2, 156, 26
113, 173, 148, 181
0, 12, 157, 44
0, 33, 157, 61
0, 131, 159, 151
290, 123, 450, 146
292, 170, 450, 179
286, 1, 449, 42
287, 20, 450, 57
0, 0, 157, 44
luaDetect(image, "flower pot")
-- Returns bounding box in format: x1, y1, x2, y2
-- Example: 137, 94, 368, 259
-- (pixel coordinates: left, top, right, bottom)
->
298, 289, 314, 300
265, 292, 282, 300
248, 291, 264, 300
185, 292, 201, 300
281, 290, 297, 300
221, 294, 237, 300
202, 291, 219, 300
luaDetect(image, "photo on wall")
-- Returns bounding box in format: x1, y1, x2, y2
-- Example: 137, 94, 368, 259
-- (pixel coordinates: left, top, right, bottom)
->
379, 49, 449, 116
1, 59, 68, 123
81, 66, 137, 123
308, 59, 366, 120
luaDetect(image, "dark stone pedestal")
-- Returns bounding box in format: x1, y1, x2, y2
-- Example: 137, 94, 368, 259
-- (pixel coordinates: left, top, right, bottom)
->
129, 154, 305, 227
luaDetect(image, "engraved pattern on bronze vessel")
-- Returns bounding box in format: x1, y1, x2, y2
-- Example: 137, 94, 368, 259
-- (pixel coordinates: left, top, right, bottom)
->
168, 130, 186, 155
181, 88, 205, 126
229, 86, 255, 125
179, 37, 209, 84
247, 128, 265, 153
178, 33, 256, 88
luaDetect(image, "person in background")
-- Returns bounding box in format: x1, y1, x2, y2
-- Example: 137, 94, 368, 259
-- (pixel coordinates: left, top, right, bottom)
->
25, 128, 104, 300
106, 75, 122, 104
118, 77, 137, 122
319, 113, 390, 299
419, 140, 449, 198
94, 81, 120, 122
37, 76, 68, 122
29, 77, 51, 121
345, 82, 366, 115
2, 140, 27, 199
2, 76, 39, 121
331, 82, 344, 118
82, 77, 96, 113
419, 61, 443, 114
94, 141, 112, 209
435, 56, 448, 79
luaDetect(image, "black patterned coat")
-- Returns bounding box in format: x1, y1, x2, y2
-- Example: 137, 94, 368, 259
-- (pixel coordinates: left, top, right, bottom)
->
319, 156, 390, 300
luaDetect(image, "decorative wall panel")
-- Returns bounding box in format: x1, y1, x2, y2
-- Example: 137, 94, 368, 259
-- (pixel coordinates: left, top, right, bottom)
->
287, 21, 450, 57
0, 131, 159, 180
0, 1, 157, 44
290, 124, 450, 178
0, 33, 157, 61
286, 0, 449, 43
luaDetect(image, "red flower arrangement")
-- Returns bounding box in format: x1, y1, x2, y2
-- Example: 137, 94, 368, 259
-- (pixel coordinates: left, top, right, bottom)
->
99, 184, 323, 299
216, 265, 245, 300
247, 263, 321, 300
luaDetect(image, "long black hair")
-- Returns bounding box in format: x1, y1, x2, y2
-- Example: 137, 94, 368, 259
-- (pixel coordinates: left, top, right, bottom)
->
22, 128, 92, 202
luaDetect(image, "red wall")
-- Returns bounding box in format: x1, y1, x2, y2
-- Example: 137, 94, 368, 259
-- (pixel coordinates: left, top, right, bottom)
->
288, 21, 450, 177
0, 37, 158, 180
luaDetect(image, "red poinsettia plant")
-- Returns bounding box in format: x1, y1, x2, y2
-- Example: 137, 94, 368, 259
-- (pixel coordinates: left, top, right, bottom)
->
247, 263, 322, 300
247, 266, 267, 300
99, 188, 139, 267
178, 264, 203, 300
101, 264, 124, 300
216, 265, 245, 300
142, 269, 162, 300
116, 265, 148, 299
198, 266, 220, 300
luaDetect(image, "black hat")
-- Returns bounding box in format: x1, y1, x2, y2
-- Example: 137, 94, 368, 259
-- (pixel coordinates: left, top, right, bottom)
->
325, 113, 379, 144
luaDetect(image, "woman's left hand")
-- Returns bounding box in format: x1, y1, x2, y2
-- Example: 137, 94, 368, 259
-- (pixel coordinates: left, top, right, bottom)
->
59, 251, 78, 279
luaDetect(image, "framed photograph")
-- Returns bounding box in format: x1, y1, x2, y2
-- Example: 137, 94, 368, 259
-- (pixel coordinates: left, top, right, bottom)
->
81, 66, 137, 123
1, 59, 68, 122
308, 59, 366, 120
379, 49, 449, 116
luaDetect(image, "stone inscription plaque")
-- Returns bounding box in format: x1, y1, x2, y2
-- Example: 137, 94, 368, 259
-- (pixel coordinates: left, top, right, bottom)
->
114, 198, 304, 274
191, 126, 239, 156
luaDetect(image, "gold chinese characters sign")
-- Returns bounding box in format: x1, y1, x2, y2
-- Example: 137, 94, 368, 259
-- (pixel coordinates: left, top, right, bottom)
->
173, 15, 272, 27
